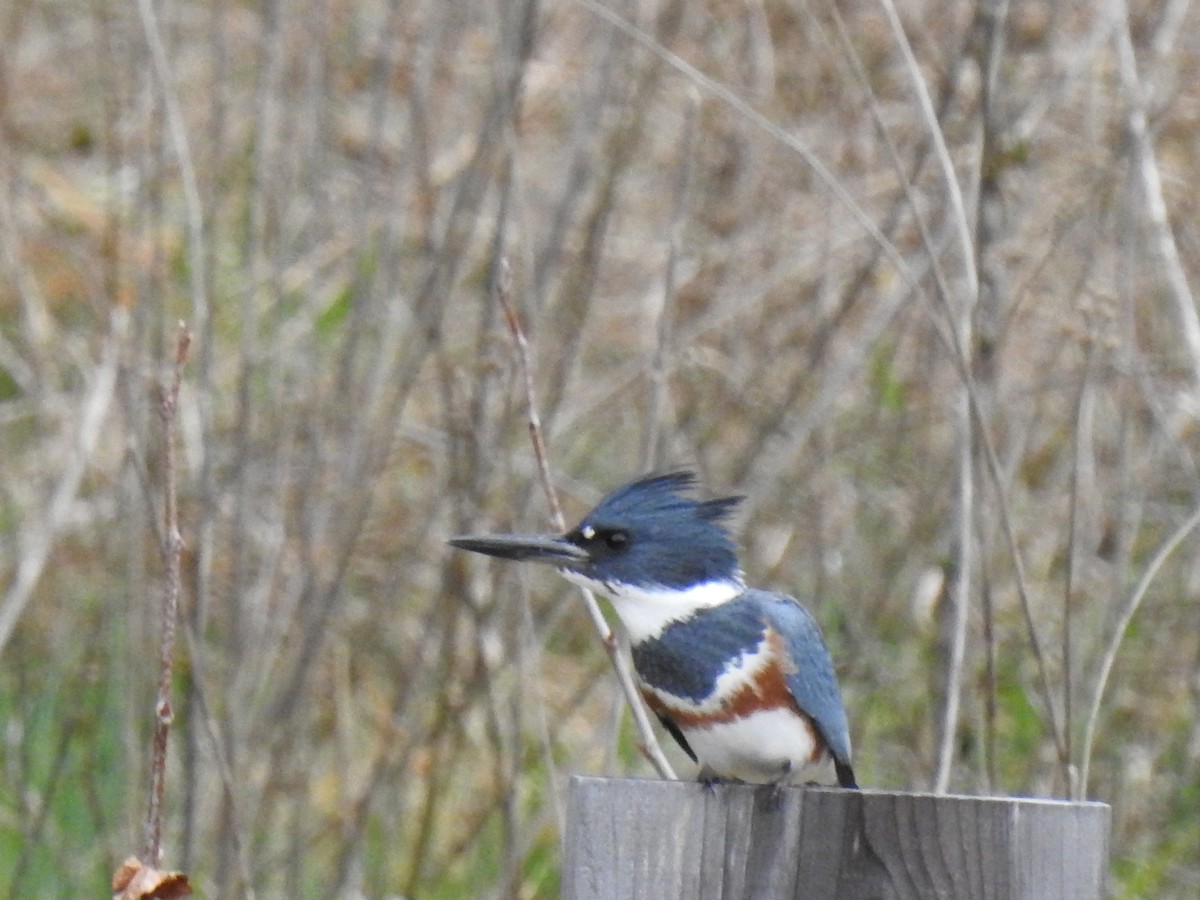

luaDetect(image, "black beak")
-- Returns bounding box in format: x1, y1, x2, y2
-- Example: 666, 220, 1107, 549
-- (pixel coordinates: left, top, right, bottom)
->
448, 533, 589, 567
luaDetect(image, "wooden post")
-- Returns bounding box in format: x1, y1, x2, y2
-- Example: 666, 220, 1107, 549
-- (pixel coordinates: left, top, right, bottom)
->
563, 776, 1110, 900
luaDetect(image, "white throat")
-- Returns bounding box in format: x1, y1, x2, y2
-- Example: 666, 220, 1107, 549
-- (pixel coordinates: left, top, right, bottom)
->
560, 570, 743, 642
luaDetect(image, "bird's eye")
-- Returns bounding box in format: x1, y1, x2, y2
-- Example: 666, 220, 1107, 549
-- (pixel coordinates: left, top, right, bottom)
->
573, 524, 629, 553
604, 529, 629, 550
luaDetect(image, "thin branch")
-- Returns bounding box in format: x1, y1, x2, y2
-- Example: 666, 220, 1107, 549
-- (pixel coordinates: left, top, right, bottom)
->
1078, 501, 1200, 797
495, 257, 677, 779
142, 322, 192, 864
1062, 334, 1100, 797
497, 260, 564, 529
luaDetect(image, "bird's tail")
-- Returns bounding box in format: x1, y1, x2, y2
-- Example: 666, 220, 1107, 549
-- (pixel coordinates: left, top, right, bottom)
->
835, 758, 858, 789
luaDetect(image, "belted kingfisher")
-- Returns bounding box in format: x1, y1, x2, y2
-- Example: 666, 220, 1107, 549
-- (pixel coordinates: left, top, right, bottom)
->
450, 471, 857, 788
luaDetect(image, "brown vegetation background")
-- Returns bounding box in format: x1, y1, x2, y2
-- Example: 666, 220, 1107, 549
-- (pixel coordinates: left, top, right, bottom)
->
2, 0, 1199, 896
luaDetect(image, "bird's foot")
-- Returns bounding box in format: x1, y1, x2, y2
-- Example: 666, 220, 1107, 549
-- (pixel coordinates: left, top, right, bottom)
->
697, 766, 736, 793
764, 762, 795, 809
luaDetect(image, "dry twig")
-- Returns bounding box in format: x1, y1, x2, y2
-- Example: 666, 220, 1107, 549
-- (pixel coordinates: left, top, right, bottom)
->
141, 323, 192, 867
495, 257, 677, 779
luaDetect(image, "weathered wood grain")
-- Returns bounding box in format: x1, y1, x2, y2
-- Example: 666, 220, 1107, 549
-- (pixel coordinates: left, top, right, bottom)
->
563, 776, 1110, 900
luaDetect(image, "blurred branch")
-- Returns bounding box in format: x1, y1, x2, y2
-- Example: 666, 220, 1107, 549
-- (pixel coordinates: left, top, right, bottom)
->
642, 87, 698, 470
1062, 328, 1102, 796
180, 621, 255, 896
135, 0, 209, 332
876, 0, 979, 299
495, 257, 677, 780
876, 0, 1068, 773
576, 0, 921, 294
537, 4, 681, 427
1078, 501, 1200, 798
1149, 0, 1193, 61
1110, 0, 1200, 392
0, 315, 121, 656
969, 0, 1011, 794
732, 2, 971, 499
972, 364, 1067, 767
851, 0, 981, 793
935, 388, 973, 796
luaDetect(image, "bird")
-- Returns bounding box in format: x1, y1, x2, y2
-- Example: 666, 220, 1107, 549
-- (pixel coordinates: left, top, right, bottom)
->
448, 471, 857, 789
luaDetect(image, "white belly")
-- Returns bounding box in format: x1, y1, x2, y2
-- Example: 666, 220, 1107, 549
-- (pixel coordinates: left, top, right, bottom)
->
682, 708, 836, 784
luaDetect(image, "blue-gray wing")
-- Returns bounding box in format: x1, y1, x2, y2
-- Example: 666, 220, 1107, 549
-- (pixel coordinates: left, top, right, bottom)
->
748, 589, 853, 767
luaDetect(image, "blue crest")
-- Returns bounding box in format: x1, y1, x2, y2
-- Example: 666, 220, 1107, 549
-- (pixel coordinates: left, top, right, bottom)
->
567, 471, 743, 589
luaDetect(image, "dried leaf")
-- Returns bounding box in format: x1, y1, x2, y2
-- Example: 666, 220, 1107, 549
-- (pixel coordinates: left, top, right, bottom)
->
112, 857, 192, 899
